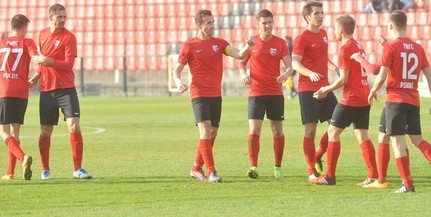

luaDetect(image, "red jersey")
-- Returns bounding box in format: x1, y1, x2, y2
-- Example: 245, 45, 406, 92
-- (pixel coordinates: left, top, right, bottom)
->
243, 35, 289, 96
178, 37, 229, 98
338, 39, 370, 107
38, 28, 77, 92
381, 37, 430, 106
0, 36, 37, 99
293, 29, 330, 92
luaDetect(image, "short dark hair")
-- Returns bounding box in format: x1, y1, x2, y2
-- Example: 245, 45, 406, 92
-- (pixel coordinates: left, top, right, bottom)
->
302, 1, 323, 23
256, 9, 273, 21
11, 14, 30, 31
335, 15, 356, 35
49, 4, 66, 18
195, 10, 212, 25
388, 10, 407, 31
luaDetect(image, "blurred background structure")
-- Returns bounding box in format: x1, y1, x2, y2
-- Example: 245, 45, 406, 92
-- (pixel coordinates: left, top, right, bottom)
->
1, 0, 429, 96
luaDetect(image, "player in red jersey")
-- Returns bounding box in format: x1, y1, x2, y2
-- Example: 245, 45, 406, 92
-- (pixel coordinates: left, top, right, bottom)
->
239, 9, 293, 179
173, 9, 254, 183
310, 15, 378, 185
0, 14, 36, 181
368, 10, 431, 193
30, 4, 91, 180
292, 1, 339, 181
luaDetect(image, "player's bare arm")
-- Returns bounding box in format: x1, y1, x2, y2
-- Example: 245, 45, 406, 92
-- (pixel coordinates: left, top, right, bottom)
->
239, 59, 252, 86
314, 69, 349, 99
277, 55, 293, 84
351, 52, 380, 75
227, 36, 256, 59
292, 54, 323, 82
368, 66, 388, 105
328, 59, 340, 76
173, 63, 189, 93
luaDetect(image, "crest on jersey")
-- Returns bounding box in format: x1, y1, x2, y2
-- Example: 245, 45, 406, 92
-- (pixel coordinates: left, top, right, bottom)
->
54, 40, 60, 48
323, 36, 328, 44
212, 45, 219, 52
270, 48, 277, 56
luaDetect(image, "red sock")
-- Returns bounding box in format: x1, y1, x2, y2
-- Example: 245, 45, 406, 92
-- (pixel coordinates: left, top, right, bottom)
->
198, 139, 215, 173
315, 131, 328, 162
38, 135, 51, 171
377, 143, 390, 183
395, 156, 413, 188
6, 140, 18, 175
326, 141, 341, 178
192, 138, 215, 171
248, 134, 260, 167
360, 140, 378, 178
70, 132, 84, 171
418, 140, 431, 163
273, 135, 285, 167
303, 137, 316, 175
5, 137, 25, 162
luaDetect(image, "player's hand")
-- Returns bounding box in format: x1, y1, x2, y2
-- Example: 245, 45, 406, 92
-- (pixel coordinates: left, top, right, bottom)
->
241, 73, 252, 85
368, 91, 377, 105
313, 86, 328, 99
245, 36, 256, 47
309, 72, 323, 82
377, 35, 388, 46
177, 83, 188, 93
277, 72, 288, 84
350, 52, 364, 62
28, 73, 40, 90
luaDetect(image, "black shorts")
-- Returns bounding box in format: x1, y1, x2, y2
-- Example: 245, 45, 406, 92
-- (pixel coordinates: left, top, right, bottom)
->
298, 91, 337, 124
191, 97, 222, 127
40, 88, 81, 125
330, 103, 370, 130
0, 97, 28, 124
381, 102, 421, 136
248, 95, 284, 121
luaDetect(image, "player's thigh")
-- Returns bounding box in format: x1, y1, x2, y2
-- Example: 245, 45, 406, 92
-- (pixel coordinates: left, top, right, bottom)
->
57, 88, 81, 119
406, 104, 421, 135
40, 91, 60, 125
0, 97, 27, 125
298, 91, 318, 124
266, 95, 285, 121
385, 102, 408, 136
248, 96, 266, 120
318, 92, 337, 123
330, 104, 356, 129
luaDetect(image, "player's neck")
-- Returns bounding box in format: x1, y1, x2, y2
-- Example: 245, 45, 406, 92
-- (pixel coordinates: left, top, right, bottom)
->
259, 33, 272, 41
197, 32, 210, 40
307, 25, 320, 33
341, 35, 353, 45
50, 27, 62, 34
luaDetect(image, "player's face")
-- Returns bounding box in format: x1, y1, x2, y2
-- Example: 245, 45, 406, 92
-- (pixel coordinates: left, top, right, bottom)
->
50, 10, 67, 29
199, 16, 215, 37
306, 7, 324, 28
257, 16, 273, 36
334, 23, 342, 41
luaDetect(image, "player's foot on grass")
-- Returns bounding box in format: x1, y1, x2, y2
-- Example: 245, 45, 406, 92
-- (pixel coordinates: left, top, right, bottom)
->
22, 155, 32, 181
310, 175, 336, 185
395, 184, 415, 193
73, 168, 92, 179
274, 166, 283, 179
357, 177, 377, 186
315, 160, 324, 174
208, 172, 222, 183
308, 172, 321, 181
362, 180, 388, 189
1, 174, 14, 180
190, 168, 207, 181
41, 170, 51, 180
247, 166, 258, 179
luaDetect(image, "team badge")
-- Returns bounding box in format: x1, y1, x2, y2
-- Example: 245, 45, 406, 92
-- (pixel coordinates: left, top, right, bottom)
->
212, 45, 219, 52
270, 48, 277, 56
54, 40, 60, 48
323, 36, 328, 44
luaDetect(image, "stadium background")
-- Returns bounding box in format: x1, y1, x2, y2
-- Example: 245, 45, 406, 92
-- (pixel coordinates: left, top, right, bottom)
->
2, 0, 429, 96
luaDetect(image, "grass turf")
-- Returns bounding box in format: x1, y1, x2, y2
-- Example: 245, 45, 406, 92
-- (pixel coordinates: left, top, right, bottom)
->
0, 96, 430, 216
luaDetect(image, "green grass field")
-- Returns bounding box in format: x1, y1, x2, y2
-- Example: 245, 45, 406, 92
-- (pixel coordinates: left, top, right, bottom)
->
1, 96, 430, 216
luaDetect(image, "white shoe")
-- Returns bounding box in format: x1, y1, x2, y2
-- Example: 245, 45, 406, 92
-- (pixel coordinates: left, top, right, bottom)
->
73, 168, 92, 179
41, 170, 51, 180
